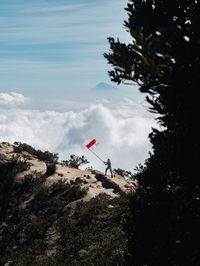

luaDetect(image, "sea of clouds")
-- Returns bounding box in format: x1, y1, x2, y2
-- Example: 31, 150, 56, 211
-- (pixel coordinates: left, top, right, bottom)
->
0, 92, 158, 173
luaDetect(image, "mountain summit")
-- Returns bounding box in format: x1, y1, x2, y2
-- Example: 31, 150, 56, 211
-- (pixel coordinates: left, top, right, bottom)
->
92, 82, 118, 91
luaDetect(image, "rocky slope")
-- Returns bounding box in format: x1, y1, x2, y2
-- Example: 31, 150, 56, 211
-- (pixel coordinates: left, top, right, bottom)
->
0, 142, 136, 265
0, 142, 136, 199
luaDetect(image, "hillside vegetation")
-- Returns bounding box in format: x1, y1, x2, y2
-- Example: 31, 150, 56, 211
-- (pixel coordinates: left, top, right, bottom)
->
0, 142, 135, 265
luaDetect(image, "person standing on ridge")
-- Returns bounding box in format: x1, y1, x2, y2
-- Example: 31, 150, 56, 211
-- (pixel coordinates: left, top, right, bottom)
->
104, 158, 113, 177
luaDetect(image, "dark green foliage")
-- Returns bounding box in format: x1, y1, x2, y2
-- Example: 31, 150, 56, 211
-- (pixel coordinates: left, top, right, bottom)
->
14, 142, 59, 163
62, 154, 89, 169
114, 168, 135, 179
0, 160, 129, 265
95, 173, 122, 193
45, 162, 57, 177
105, 0, 200, 135
0, 160, 87, 265
0, 160, 29, 219
105, 0, 200, 265
53, 194, 129, 265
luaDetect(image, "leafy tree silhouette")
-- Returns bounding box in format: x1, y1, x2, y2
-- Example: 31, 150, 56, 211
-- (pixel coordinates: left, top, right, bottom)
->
105, 0, 200, 265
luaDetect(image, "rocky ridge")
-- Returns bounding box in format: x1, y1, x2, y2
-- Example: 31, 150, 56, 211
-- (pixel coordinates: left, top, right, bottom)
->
0, 142, 136, 202
0, 141, 136, 265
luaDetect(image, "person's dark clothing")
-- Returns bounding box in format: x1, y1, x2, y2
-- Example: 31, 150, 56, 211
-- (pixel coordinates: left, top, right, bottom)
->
104, 159, 113, 177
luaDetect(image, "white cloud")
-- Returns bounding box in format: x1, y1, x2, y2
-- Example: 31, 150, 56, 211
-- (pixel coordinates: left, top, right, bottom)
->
0, 92, 28, 106
0, 101, 157, 172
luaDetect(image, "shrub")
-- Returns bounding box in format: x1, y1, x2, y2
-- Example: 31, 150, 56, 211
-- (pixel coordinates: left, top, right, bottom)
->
45, 163, 57, 177
62, 154, 89, 169
13, 142, 59, 163
113, 168, 134, 179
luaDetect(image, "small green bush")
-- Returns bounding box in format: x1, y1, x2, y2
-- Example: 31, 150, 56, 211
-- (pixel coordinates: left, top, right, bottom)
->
62, 154, 89, 169
45, 162, 57, 177
13, 142, 59, 163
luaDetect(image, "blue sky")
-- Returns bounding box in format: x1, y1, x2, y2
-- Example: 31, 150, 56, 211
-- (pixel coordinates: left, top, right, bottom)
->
0, 0, 157, 172
0, 0, 130, 100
